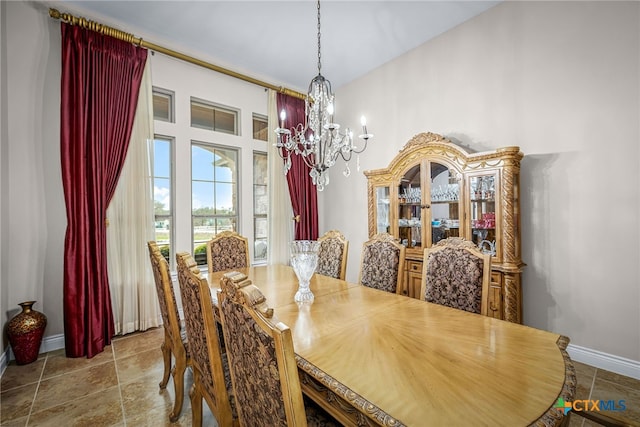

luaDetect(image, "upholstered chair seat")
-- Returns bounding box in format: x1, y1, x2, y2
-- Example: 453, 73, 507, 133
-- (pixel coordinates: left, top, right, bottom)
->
359, 233, 405, 294
421, 237, 491, 315
147, 241, 190, 422
316, 230, 349, 280
206, 231, 250, 276
219, 271, 339, 427
176, 252, 237, 427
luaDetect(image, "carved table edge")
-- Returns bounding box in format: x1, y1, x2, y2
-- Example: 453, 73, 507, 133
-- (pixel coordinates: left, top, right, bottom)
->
296, 355, 407, 427
528, 335, 577, 427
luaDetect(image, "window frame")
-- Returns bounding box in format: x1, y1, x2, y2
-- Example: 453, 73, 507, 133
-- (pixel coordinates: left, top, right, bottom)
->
152, 87, 175, 123
190, 97, 240, 135
152, 135, 175, 269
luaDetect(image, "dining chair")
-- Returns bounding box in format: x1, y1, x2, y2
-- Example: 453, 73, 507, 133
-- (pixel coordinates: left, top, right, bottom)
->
175, 252, 237, 427
218, 271, 339, 427
147, 241, 189, 422
316, 229, 349, 280
206, 230, 250, 276
420, 237, 491, 315
358, 232, 405, 294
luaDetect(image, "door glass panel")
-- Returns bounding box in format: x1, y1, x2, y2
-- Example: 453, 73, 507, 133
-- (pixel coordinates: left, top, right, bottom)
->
375, 186, 390, 234
469, 174, 496, 255
430, 162, 460, 245
398, 164, 421, 248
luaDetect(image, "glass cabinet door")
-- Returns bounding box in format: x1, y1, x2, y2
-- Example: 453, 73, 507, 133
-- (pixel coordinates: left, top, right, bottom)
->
398, 164, 422, 248
469, 173, 497, 256
429, 162, 461, 245
375, 186, 391, 234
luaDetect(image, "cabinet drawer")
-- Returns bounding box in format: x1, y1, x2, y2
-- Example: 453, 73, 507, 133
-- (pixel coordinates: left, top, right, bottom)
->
407, 260, 423, 273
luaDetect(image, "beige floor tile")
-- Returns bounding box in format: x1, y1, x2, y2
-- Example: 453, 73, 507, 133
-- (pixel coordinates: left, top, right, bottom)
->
42, 346, 114, 380
595, 368, 640, 391
0, 359, 45, 392
112, 328, 164, 360
31, 361, 118, 413
115, 348, 165, 385
573, 361, 596, 401
120, 370, 178, 420
591, 372, 640, 425
27, 386, 123, 427
0, 415, 28, 427
0, 383, 37, 424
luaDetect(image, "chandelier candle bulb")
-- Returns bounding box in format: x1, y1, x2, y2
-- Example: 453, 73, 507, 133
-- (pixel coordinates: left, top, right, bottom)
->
279, 109, 286, 128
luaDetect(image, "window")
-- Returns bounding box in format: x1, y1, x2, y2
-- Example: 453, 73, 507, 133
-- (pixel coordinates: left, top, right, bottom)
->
152, 136, 174, 266
253, 152, 268, 262
153, 87, 174, 122
252, 114, 268, 141
192, 143, 239, 266
190, 98, 238, 135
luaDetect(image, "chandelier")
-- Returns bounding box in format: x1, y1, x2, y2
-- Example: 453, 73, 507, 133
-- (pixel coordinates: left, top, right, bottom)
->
274, 0, 373, 191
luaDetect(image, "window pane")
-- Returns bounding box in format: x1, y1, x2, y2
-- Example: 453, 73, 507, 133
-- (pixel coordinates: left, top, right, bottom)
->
192, 145, 214, 181
192, 181, 215, 213
213, 148, 237, 182
153, 89, 173, 122
253, 152, 267, 185
253, 114, 268, 141
192, 142, 239, 266
254, 185, 267, 215
191, 102, 215, 130
153, 137, 173, 268
215, 109, 236, 134
215, 182, 236, 215
190, 99, 238, 135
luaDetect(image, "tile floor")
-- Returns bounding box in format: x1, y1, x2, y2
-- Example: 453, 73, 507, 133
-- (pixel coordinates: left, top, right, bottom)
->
0, 328, 215, 426
1, 327, 639, 426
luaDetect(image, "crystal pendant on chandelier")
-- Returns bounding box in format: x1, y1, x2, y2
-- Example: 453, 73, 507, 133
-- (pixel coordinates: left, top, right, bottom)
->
274, 0, 373, 191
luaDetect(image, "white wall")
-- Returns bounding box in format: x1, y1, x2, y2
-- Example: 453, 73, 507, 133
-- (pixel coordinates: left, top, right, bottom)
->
324, 1, 640, 363
2, 1, 65, 358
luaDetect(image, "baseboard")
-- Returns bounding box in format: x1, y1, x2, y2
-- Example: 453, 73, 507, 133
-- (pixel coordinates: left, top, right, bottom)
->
567, 344, 640, 380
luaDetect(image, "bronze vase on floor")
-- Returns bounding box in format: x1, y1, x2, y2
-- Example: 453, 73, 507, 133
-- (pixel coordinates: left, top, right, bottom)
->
7, 301, 47, 365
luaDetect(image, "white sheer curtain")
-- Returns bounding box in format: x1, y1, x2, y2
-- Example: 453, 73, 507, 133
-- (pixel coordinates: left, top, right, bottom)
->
106, 59, 160, 334
267, 89, 293, 264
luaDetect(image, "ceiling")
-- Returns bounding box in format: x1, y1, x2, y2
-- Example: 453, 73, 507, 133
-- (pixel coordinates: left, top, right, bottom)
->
48, 1, 500, 93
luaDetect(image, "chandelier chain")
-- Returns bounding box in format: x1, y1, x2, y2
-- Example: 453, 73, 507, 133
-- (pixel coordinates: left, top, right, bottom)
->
317, 0, 322, 75
274, 0, 372, 191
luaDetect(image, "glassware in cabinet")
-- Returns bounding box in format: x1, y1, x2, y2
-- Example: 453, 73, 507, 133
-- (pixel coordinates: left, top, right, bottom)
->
429, 162, 461, 245
374, 186, 391, 234
397, 164, 421, 248
469, 173, 497, 256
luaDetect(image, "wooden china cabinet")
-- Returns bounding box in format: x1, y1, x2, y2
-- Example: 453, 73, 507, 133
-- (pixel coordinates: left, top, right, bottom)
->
364, 132, 524, 323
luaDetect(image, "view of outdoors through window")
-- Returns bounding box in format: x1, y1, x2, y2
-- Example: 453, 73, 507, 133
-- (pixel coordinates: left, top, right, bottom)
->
192, 143, 238, 265
153, 137, 173, 266
253, 152, 268, 261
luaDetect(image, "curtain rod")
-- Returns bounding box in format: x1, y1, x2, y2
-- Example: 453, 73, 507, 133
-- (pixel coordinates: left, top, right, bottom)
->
48, 8, 306, 100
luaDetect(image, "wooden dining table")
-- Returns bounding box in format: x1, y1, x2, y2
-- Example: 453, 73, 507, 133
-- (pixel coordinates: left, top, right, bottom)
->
207, 264, 576, 427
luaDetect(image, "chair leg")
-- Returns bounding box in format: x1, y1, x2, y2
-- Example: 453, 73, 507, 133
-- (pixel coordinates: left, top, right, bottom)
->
169, 350, 187, 422
190, 371, 203, 427
159, 333, 172, 389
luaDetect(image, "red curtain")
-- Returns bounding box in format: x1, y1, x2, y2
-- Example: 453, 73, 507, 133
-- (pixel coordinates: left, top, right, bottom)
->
277, 93, 319, 240
60, 23, 147, 358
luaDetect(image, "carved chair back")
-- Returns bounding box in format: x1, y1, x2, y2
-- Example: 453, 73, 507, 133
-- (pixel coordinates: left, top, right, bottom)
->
420, 237, 491, 315
206, 231, 250, 276
359, 233, 405, 294
316, 230, 349, 280
218, 271, 308, 427
175, 252, 235, 427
